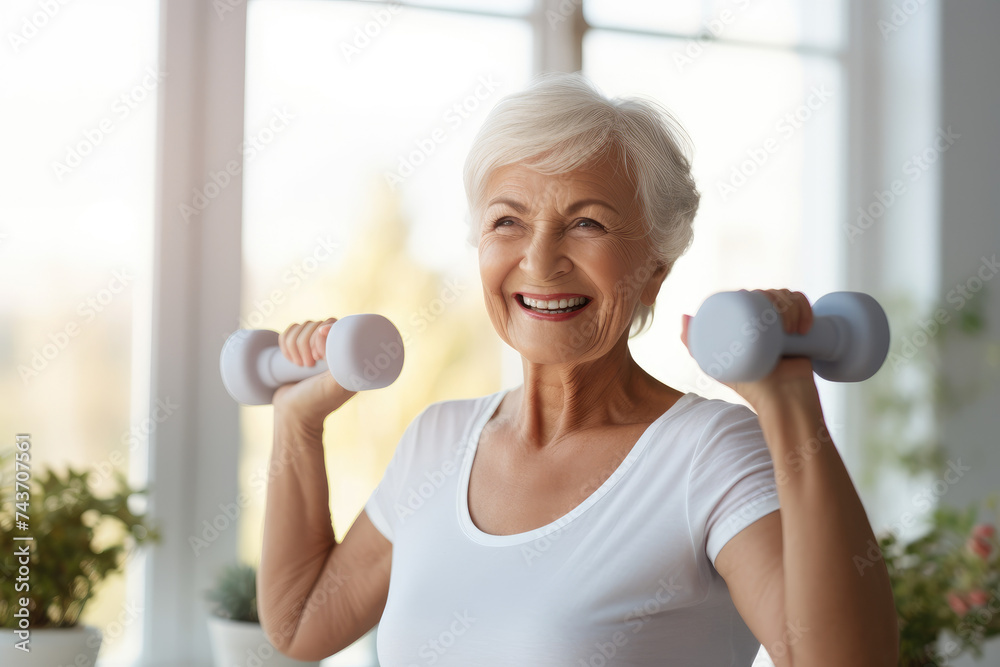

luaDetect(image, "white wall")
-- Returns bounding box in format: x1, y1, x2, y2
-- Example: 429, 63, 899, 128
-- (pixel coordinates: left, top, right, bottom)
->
938, 1, 1000, 665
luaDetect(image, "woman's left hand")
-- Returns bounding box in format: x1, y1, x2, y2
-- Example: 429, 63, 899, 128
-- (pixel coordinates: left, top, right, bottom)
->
680, 288, 820, 412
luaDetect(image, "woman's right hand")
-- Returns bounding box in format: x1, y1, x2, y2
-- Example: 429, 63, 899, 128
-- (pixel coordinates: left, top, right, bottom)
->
272, 318, 358, 431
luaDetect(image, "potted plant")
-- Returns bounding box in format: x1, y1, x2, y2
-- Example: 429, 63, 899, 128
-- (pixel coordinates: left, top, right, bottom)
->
879, 493, 1000, 666
205, 562, 320, 666
0, 448, 158, 665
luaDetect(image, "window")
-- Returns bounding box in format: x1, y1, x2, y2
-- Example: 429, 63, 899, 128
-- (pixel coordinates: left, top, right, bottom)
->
0, 0, 160, 664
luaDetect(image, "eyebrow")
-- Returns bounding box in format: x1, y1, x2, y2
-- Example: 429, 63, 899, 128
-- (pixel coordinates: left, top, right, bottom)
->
485, 197, 619, 216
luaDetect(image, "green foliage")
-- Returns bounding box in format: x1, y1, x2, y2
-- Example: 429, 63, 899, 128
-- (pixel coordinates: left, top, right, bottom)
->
205, 562, 258, 622
0, 449, 159, 629
879, 494, 1000, 666
861, 287, 995, 485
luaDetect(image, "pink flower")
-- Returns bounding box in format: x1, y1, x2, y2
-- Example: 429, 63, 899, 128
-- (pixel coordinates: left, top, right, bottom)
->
972, 523, 996, 540
968, 536, 992, 560
948, 592, 970, 616
967, 589, 991, 607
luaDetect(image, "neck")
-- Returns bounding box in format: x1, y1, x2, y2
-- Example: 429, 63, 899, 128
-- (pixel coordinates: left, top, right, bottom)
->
511, 334, 657, 452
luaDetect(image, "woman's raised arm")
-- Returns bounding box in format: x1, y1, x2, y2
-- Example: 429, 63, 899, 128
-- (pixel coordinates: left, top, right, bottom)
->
256, 319, 392, 661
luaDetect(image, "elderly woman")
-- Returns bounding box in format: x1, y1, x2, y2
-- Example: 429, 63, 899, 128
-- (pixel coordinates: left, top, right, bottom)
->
257, 73, 898, 665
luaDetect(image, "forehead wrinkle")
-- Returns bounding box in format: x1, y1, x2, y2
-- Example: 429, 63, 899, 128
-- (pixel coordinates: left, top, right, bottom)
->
487, 177, 616, 212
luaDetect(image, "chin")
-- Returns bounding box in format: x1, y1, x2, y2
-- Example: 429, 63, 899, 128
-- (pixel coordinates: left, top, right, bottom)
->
513, 341, 589, 367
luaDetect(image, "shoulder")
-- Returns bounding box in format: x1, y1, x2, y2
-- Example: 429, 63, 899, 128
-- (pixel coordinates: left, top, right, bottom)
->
411, 390, 504, 434
394, 390, 505, 463
667, 393, 761, 436
663, 393, 767, 465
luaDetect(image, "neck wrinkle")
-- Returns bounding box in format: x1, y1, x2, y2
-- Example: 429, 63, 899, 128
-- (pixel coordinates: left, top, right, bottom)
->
512, 338, 650, 452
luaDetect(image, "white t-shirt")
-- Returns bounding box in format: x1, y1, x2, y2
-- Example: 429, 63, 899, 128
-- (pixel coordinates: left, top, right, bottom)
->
364, 388, 781, 666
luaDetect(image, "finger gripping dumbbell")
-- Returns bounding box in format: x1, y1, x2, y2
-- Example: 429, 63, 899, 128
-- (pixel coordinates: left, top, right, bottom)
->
219, 314, 404, 405
688, 291, 890, 383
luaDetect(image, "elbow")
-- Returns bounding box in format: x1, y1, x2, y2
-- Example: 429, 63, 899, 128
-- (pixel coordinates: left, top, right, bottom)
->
258, 600, 300, 657
259, 606, 332, 663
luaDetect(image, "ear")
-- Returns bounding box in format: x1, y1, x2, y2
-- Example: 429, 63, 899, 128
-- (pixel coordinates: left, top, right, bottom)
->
639, 261, 670, 307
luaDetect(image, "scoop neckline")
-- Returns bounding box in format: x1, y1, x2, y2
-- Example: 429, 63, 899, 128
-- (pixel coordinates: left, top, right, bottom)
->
456, 387, 697, 546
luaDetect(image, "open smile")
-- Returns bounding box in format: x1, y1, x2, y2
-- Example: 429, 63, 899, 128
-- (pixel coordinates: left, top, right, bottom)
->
514, 293, 592, 319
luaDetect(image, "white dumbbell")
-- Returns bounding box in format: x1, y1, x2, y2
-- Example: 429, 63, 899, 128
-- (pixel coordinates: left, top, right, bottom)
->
219, 314, 404, 405
688, 290, 890, 383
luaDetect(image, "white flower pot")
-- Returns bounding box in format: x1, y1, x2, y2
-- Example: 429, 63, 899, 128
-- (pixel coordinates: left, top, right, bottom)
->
207, 616, 320, 667
0, 624, 102, 665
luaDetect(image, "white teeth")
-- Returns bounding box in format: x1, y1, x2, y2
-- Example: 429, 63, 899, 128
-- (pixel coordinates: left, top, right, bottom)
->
521, 296, 587, 310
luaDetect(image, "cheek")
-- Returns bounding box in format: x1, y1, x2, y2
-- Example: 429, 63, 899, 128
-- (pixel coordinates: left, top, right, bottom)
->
583, 242, 646, 302
478, 240, 513, 294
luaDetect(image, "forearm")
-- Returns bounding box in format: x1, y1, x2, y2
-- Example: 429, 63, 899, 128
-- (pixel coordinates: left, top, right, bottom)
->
756, 386, 898, 666
258, 413, 337, 650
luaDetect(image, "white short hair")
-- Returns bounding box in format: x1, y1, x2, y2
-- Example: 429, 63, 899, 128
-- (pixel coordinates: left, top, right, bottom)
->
463, 71, 700, 337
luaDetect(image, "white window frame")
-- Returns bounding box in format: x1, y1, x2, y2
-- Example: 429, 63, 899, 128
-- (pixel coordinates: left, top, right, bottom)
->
144, 0, 247, 664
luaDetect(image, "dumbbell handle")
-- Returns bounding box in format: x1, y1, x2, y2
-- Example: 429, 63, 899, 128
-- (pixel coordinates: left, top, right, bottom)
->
256, 346, 330, 387
782, 316, 848, 361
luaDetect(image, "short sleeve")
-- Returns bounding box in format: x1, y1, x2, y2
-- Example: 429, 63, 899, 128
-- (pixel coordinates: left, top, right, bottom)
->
362, 399, 472, 543
363, 406, 429, 543
687, 402, 781, 569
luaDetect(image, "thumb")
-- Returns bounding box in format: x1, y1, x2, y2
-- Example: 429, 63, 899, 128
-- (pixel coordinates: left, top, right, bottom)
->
680, 314, 692, 350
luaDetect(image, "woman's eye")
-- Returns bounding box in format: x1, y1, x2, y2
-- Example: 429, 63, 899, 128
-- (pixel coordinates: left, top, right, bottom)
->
492, 217, 515, 229
576, 218, 604, 230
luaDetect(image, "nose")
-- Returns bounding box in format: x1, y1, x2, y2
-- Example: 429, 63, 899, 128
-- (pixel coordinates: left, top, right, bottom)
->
520, 231, 572, 282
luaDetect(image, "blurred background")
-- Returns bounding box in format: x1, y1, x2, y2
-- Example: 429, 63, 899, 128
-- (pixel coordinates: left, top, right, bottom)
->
1, 0, 997, 665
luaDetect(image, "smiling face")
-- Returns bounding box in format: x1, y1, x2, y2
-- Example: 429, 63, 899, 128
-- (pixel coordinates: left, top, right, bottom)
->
476, 153, 669, 366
